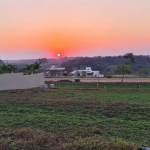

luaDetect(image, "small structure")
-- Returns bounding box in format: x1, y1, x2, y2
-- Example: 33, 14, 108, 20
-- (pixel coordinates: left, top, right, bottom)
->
70, 67, 104, 77
44, 65, 65, 77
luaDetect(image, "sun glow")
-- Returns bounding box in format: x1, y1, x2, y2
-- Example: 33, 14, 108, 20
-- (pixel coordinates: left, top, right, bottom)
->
57, 53, 61, 57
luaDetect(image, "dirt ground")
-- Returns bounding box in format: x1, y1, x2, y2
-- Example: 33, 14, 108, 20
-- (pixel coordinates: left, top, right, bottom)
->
45, 77, 150, 82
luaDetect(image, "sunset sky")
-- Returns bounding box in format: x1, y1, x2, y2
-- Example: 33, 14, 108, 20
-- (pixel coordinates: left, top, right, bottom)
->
0, 0, 150, 60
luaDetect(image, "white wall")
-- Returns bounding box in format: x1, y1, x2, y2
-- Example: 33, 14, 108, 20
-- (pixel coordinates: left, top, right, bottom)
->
93, 71, 104, 77
0, 73, 44, 91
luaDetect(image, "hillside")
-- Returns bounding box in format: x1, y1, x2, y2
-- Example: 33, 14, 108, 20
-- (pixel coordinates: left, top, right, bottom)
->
62, 55, 150, 72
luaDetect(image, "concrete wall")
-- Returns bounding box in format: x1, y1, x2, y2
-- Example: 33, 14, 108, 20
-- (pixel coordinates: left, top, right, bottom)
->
0, 73, 44, 91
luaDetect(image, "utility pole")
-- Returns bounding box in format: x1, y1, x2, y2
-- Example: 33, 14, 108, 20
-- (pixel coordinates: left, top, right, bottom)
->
97, 64, 100, 89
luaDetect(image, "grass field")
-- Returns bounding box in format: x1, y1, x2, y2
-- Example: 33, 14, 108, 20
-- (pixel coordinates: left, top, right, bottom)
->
45, 82, 150, 89
0, 86, 150, 149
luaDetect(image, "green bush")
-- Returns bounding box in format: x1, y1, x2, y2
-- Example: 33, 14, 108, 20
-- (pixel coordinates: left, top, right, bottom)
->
57, 80, 73, 83
105, 75, 112, 78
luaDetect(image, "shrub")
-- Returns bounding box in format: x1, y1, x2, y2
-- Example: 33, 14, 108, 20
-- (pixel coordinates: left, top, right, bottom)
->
105, 75, 112, 78
57, 80, 73, 83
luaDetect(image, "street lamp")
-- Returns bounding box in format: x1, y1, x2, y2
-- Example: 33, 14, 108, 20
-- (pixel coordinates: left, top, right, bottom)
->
97, 64, 100, 89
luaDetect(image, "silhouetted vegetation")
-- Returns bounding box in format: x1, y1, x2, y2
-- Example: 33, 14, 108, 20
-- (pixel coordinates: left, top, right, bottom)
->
38, 58, 48, 64
62, 55, 150, 76
0, 64, 18, 73
24, 61, 42, 74
114, 65, 131, 82
1, 55, 150, 76
114, 53, 134, 82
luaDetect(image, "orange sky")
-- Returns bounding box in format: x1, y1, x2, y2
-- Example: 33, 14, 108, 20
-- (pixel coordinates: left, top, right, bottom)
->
0, 0, 150, 59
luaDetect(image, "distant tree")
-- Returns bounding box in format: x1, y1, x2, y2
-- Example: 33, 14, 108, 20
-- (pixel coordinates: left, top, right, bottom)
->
62, 55, 150, 73
139, 68, 149, 77
7, 64, 18, 73
0, 63, 17, 73
80, 65, 86, 70
32, 61, 42, 72
38, 58, 48, 64
113, 53, 135, 81
24, 61, 42, 74
114, 65, 131, 82
123, 53, 135, 64
24, 64, 34, 73
0, 64, 8, 73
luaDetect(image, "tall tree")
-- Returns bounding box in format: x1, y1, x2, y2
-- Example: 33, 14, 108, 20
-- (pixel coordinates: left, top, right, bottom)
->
24, 62, 42, 74
114, 65, 131, 82
114, 53, 135, 82
7, 64, 17, 73
123, 53, 135, 65
0, 64, 8, 73
33, 61, 42, 70
24, 64, 33, 73
139, 68, 149, 77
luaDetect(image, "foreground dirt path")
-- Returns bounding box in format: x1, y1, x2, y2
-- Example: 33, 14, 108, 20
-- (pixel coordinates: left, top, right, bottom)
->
45, 77, 150, 82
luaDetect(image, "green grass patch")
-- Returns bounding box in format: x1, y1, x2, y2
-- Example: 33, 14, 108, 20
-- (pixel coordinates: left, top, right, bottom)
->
45, 81, 150, 89
0, 87, 150, 149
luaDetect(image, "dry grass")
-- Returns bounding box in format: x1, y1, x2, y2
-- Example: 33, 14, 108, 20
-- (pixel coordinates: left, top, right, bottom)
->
63, 136, 139, 150
0, 128, 63, 150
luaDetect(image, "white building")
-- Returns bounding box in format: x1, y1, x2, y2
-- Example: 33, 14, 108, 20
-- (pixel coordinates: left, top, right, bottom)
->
44, 65, 66, 77
70, 67, 104, 77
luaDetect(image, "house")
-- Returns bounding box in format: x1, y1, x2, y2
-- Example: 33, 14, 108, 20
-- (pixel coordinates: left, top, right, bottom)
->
70, 67, 104, 77
44, 65, 66, 77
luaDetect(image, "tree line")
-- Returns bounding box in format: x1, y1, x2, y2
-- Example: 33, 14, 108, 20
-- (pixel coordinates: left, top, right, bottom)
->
1, 54, 150, 80
0, 61, 42, 74
61, 54, 150, 77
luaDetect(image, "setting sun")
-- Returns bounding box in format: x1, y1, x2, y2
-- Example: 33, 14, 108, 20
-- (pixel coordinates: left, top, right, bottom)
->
57, 53, 61, 57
